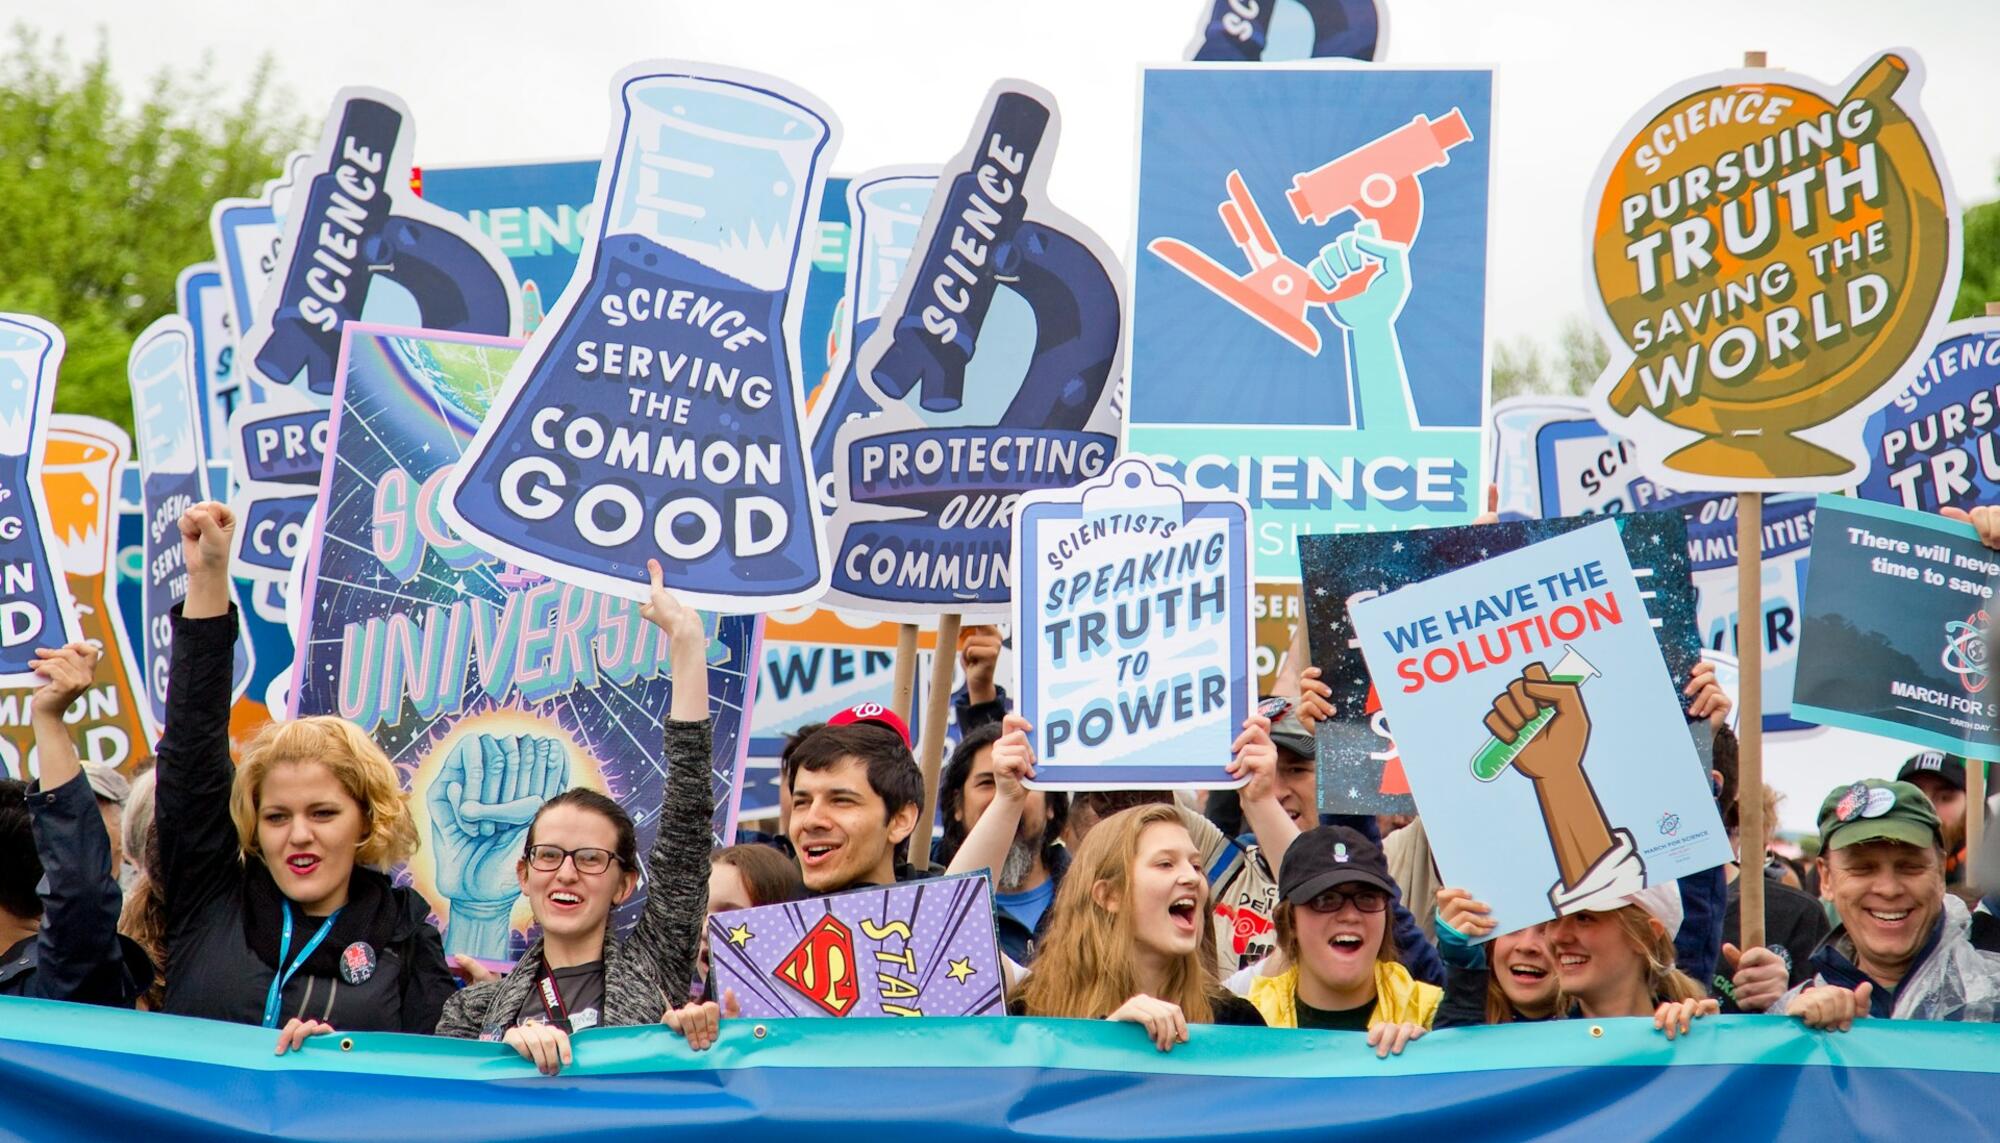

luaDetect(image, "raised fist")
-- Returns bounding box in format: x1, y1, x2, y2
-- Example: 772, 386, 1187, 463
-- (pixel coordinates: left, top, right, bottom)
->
428, 732, 570, 960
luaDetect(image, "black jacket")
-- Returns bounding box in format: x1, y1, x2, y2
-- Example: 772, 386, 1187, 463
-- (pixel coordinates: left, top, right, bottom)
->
156, 605, 454, 1031
0, 773, 152, 1005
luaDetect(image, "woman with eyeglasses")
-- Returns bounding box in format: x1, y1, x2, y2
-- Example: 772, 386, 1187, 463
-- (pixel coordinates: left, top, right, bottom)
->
1242, 825, 1441, 1057
434, 560, 714, 1074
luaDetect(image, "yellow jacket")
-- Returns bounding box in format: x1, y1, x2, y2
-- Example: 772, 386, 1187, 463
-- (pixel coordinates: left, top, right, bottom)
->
1247, 960, 1442, 1030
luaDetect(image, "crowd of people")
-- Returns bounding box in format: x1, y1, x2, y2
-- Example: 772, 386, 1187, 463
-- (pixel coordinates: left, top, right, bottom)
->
3, 499, 1999, 1084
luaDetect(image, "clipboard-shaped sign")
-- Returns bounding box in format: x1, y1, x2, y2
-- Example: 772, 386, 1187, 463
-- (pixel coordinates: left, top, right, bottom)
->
1014, 457, 1252, 789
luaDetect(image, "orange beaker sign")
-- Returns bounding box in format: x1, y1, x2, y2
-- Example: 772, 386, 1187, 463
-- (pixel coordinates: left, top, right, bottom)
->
0, 416, 154, 781
1586, 51, 1960, 492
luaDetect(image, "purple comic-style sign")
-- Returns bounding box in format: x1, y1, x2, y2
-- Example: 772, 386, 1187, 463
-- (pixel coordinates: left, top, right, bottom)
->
708, 872, 1003, 1018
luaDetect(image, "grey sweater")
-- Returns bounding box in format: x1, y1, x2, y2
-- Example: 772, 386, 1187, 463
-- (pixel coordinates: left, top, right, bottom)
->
434, 717, 714, 1038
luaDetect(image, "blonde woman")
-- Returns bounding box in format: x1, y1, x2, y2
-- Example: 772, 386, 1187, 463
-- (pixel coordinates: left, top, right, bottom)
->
1018, 804, 1265, 1049
1549, 883, 1717, 1038
158, 502, 452, 1051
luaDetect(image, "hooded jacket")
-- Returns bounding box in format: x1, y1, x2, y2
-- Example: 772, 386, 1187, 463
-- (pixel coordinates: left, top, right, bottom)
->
1247, 960, 1441, 1030
435, 717, 713, 1039
155, 607, 453, 1031
1777, 894, 2000, 1021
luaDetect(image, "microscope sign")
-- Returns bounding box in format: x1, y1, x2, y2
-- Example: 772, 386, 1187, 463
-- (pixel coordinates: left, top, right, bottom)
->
1013, 458, 1252, 788
240, 88, 521, 399
445, 62, 839, 613
1186, 0, 1386, 62
821, 82, 1125, 618
0, 314, 81, 684
1587, 51, 1960, 493
1128, 67, 1493, 578
1348, 522, 1730, 935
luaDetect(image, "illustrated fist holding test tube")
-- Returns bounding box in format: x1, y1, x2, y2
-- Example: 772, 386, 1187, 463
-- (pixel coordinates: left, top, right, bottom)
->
1477, 649, 1649, 913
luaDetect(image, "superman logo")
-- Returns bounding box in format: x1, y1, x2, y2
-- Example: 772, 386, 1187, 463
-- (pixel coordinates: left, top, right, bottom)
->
774, 915, 861, 1016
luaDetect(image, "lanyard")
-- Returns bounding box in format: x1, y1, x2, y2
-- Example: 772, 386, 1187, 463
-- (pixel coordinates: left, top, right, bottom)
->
261, 905, 343, 1028
535, 956, 571, 1031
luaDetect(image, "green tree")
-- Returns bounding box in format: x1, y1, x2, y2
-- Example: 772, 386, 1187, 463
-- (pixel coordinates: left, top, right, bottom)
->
0, 27, 303, 435
1951, 193, 2000, 320
1491, 314, 1608, 402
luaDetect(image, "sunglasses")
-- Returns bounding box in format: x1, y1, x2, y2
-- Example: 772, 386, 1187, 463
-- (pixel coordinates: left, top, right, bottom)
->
1302, 887, 1389, 914
523, 845, 624, 875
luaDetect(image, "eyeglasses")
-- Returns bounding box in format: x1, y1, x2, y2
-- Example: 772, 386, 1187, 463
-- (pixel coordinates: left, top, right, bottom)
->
524, 845, 623, 874
1302, 887, 1389, 914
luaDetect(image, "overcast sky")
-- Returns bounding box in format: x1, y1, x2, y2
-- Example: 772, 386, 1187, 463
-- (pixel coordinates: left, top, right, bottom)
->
28, 0, 2000, 352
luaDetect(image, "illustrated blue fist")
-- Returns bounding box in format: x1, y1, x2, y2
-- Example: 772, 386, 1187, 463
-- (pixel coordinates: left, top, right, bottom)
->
1311, 219, 1412, 333
428, 733, 571, 960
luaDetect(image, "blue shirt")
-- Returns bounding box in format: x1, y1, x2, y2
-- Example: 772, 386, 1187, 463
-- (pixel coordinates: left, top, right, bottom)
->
995, 879, 1056, 936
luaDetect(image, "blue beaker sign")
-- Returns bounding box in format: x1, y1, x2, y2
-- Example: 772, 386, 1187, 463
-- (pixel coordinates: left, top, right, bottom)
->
238, 87, 520, 399
0, 314, 83, 684
130, 316, 252, 724
823, 82, 1126, 619
446, 63, 841, 612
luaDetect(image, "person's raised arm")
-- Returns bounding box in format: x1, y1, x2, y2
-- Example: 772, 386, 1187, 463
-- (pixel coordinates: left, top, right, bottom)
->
1226, 715, 1298, 875
24, 642, 126, 1002
29, 643, 97, 795
627, 559, 714, 1010
154, 502, 245, 919
947, 713, 1033, 886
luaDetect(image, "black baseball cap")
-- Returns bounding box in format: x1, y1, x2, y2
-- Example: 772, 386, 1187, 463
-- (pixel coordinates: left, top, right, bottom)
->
1896, 751, 1967, 793
1278, 825, 1397, 904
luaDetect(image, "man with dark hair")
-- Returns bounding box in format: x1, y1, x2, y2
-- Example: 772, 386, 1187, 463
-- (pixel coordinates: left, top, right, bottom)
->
936, 723, 1068, 961
782, 706, 926, 895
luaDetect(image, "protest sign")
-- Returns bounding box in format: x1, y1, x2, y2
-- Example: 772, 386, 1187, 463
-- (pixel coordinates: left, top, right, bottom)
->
129, 316, 251, 726
0, 417, 151, 780
1586, 52, 1959, 491
1349, 522, 1730, 932
208, 150, 309, 410
417, 164, 854, 396
294, 325, 759, 963
224, 389, 324, 583
0, 314, 80, 685
1013, 458, 1250, 788
1488, 397, 1817, 730
239, 89, 520, 400
175, 263, 242, 467
414, 158, 599, 334
823, 83, 1124, 617
1301, 510, 1706, 816
1186, 0, 1386, 61
807, 169, 936, 512
1130, 65, 1491, 577
1253, 580, 1301, 696
1858, 319, 2000, 514
445, 64, 837, 613
708, 872, 1003, 1018
1793, 495, 2000, 761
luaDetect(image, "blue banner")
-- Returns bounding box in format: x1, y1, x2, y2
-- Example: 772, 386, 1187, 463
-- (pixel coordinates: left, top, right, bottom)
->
3, 999, 1996, 1141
